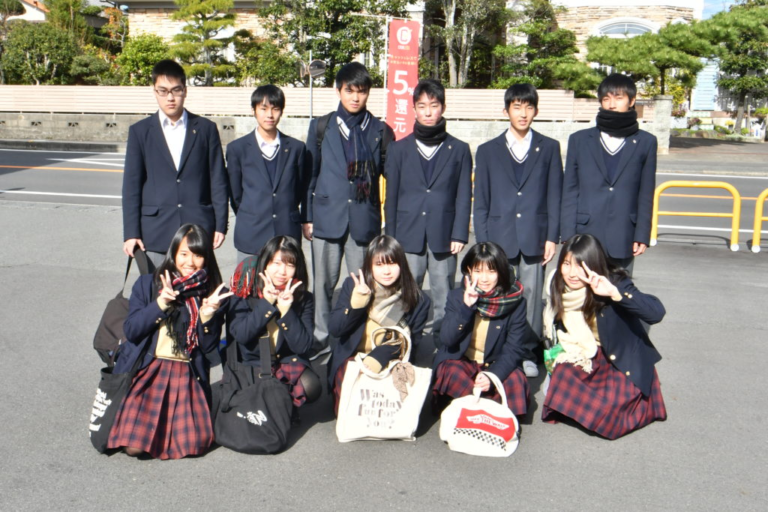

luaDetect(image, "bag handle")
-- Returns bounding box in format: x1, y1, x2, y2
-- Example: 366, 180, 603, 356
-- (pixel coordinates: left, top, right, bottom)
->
121, 249, 150, 294
369, 325, 411, 362
473, 371, 508, 409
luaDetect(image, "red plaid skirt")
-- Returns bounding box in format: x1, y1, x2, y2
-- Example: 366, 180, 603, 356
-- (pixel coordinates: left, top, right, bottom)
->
107, 358, 213, 459
542, 348, 667, 440
332, 357, 355, 417
432, 358, 530, 417
273, 361, 310, 408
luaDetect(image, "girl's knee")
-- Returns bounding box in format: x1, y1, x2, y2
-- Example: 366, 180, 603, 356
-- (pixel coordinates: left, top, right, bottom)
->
300, 369, 322, 404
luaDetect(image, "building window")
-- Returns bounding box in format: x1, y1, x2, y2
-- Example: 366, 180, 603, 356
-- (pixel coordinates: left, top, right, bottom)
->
595, 18, 658, 39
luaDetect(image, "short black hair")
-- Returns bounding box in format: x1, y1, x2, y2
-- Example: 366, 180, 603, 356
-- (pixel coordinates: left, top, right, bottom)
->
413, 79, 445, 106
251, 85, 285, 110
597, 73, 637, 102
460, 242, 514, 296
335, 62, 372, 92
151, 59, 186, 86
504, 83, 539, 110
255, 236, 309, 301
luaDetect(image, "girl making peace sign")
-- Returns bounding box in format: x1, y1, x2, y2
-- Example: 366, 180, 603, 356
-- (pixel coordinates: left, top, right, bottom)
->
432, 242, 530, 417
228, 236, 321, 412
108, 224, 231, 459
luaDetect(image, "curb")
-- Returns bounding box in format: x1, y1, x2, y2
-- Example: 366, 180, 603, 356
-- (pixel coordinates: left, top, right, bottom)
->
657, 169, 768, 178
0, 140, 126, 153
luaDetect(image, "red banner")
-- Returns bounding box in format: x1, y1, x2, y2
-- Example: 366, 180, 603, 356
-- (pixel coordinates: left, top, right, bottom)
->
386, 20, 420, 141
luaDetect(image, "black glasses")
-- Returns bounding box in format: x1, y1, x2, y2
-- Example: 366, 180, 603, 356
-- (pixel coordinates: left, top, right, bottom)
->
155, 86, 185, 97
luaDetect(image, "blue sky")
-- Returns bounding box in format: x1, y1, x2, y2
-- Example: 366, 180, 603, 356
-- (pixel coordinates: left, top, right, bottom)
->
703, 0, 738, 18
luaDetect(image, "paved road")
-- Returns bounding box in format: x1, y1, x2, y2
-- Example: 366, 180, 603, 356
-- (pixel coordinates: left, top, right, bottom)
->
0, 141, 766, 510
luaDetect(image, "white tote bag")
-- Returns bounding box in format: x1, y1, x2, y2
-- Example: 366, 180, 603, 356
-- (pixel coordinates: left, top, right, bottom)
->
439, 371, 520, 457
336, 326, 432, 442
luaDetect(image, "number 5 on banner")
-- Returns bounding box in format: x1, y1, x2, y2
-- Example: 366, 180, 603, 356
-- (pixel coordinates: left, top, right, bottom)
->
393, 70, 408, 95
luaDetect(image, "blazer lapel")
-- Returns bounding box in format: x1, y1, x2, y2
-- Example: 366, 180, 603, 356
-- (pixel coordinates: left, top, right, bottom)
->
176, 113, 197, 175
494, 133, 519, 188
324, 114, 350, 176
151, 112, 176, 173
365, 115, 383, 158
588, 128, 611, 183
272, 133, 288, 191
517, 130, 543, 189
404, 136, 427, 186
427, 137, 454, 188
246, 132, 272, 186
483, 318, 504, 360
611, 134, 640, 185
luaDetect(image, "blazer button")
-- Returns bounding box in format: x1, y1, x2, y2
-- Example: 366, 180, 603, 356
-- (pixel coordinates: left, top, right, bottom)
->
610, 354, 616, 361
609, 187, 614, 191
276, 354, 281, 359
348, 199, 352, 203
292, 357, 297, 362
272, 193, 276, 197
628, 294, 633, 299
422, 212, 426, 216
345, 308, 349, 314
426, 189, 431, 193
517, 192, 522, 196
625, 371, 630, 376
496, 325, 501, 329
177, 204, 182, 208
176, 179, 181, 183
516, 213, 521, 218
484, 363, 489, 368
272, 214, 277, 218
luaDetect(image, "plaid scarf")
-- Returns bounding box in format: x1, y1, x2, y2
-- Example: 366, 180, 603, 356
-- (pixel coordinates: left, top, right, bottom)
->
230, 255, 259, 299
475, 280, 524, 319
165, 268, 208, 355
337, 104, 375, 202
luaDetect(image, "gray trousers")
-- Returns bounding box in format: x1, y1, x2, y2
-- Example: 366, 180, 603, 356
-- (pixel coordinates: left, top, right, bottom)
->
311, 232, 366, 350
611, 255, 635, 277
509, 254, 545, 362
146, 250, 166, 272
237, 250, 255, 265
406, 248, 457, 336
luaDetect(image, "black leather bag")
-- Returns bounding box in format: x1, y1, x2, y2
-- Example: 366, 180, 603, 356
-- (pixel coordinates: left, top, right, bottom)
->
213, 336, 293, 454
93, 251, 149, 366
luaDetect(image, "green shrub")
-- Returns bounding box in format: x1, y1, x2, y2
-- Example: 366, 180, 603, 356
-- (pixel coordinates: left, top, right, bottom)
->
714, 125, 732, 135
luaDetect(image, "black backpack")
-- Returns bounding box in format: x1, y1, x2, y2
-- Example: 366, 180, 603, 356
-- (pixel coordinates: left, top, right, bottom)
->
93, 251, 150, 366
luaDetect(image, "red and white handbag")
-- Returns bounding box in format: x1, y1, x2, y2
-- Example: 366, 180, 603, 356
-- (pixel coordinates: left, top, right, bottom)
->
438, 371, 520, 457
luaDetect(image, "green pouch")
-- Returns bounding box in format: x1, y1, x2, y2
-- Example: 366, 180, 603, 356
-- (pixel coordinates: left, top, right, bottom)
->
543, 344, 564, 375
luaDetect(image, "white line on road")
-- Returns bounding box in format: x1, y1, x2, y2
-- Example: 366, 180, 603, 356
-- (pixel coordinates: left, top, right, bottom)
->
657, 173, 768, 180
658, 224, 768, 235
0, 190, 120, 199
0, 149, 125, 155
46, 158, 124, 167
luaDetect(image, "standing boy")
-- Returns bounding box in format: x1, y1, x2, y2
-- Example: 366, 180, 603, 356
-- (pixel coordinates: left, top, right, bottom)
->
305, 63, 394, 358
384, 79, 472, 339
122, 59, 228, 269
561, 73, 657, 274
473, 84, 563, 378
226, 85, 309, 262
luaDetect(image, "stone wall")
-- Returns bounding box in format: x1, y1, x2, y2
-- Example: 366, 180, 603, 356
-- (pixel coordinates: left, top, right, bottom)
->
129, 9, 266, 40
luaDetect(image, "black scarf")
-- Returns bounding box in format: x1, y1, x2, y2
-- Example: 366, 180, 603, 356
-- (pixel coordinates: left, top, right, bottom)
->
595, 108, 639, 138
164, 269, 208, 355
413, 118, 448, 146
336, 104, 375, 202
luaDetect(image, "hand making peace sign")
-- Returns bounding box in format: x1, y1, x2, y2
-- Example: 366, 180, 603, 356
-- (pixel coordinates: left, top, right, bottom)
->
578, 262, 622, 301
350, 269, 371, 296
463, 275, 480, 308
277, 278, 303, 308
259, 271, 279, 303
201, 283, 234, 316
157, 270, 180, 310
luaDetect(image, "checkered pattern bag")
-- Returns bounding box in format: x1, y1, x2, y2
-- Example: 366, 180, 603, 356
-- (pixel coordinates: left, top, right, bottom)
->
439, 372, 520, 457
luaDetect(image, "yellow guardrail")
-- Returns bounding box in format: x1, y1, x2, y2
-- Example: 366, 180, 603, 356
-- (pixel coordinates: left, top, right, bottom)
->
751, 188, 768, 253
651, 180, 742, 252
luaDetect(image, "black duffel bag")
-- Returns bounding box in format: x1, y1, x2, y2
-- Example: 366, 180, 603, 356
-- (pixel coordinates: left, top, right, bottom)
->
93, 251, 149, 366
213, 334, 293, 455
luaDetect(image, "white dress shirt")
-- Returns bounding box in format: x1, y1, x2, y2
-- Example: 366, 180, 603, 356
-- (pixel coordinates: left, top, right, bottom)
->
600, 131, 626, 155
505, 128, 532, 163
158, 109, 188, 170
255, 129, 281, 160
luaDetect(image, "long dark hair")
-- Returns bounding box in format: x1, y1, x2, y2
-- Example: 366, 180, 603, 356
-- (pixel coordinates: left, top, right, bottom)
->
362, 235, 419, 312
254, 236, 308, 301
460, 242, 513, 295
550, 234, 628, 324
154, 223, 222, 292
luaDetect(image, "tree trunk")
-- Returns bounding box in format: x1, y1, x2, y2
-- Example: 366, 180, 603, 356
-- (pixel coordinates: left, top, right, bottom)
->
734, 91, 747, 132
660, 69, 666, 95
441, 0, 458, 87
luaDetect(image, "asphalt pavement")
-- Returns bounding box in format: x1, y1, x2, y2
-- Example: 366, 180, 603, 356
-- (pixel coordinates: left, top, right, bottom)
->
0, 138, 766, 511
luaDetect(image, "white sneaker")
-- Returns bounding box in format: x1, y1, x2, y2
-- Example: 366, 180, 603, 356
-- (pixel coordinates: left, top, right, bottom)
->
523, 360, 539, 378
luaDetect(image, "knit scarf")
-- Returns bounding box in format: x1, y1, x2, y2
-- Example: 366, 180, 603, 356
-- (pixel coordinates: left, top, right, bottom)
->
475, 280, 524, 319
337, 104, 375, 202
595, 108, 639, 138
230, 255, 259, 299
165, 268, 208, 355
542, 285, 599, 373
369, 283, 409, 335
413, 118, 448, 146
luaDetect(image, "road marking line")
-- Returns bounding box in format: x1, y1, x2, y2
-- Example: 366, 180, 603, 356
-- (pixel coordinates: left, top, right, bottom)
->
0, 149, 125, 155
47, 158, 124, 167
0, 190, 121, 199
660, 193, 759, 201
658, 224, 768, 235
657, 172, 768, 180
0, 164, 122, 173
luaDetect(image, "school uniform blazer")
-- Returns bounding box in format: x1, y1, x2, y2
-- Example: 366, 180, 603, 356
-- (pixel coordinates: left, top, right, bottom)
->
327, 277, 431, 385
435, 288, 528, 381
122, 111, 229, 253
592, 277, 665, 396
226, 131, 310, 254
305, 113, 394, 244
384, 133, 473, 254
114, 274, 224, 390
560, 127, 657, 259
227, 293, 315, 367
474, 130, 563, 258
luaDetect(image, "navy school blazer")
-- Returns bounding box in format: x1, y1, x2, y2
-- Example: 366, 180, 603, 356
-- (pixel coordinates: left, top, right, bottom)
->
226, 292, 315, 367
590, 277, 665, 396
327, 277, 431, 385
435, 288, 528, 382
305, 112, 394, 244
384, 133, 473, 254
226, 131, 310, 255
560, 127, 658, 260
114, 274, 225, 391
473, 130, 563, 258
122, 111, 229, 253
